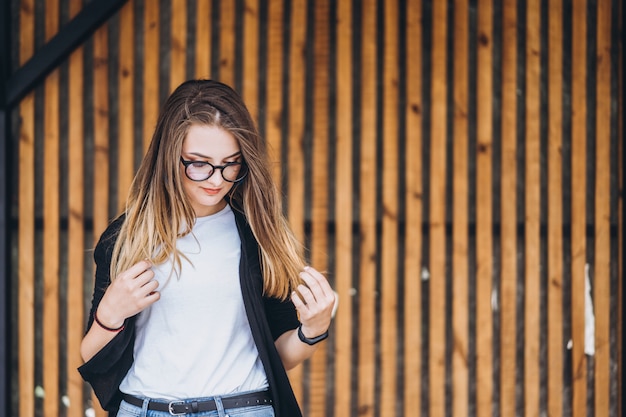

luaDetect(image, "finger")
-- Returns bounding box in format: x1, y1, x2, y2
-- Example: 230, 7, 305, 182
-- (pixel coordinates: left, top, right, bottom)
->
139, 290, 161, 307
134, 268, 156, 287
300, 273, 336, 309
295, 284, 317, 307
139, 279, 159, 296
301, 266, 333, 296
331, 291, 339, 318
291, 291, 308, 312
133, 291, 160, 312
118, 259, 152, 281
298, 271, 321, 298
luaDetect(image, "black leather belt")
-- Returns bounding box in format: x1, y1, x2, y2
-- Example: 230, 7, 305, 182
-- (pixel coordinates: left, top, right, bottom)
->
122, 390, 273, 415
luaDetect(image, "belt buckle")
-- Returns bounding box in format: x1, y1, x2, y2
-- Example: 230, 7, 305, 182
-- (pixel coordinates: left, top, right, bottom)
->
168, 400, 187, 416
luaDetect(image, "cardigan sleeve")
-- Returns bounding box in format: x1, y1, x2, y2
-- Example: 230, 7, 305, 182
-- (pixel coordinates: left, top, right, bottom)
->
263, 296, 300, 341
77, 215, 136, 412
84, 215, 124, 330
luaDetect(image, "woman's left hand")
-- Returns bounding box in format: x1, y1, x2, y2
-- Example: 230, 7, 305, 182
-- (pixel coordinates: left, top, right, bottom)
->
291, 266, 337, 339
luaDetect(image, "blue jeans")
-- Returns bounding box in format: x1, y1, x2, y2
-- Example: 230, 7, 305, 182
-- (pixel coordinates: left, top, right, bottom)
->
115, 391, 275, 417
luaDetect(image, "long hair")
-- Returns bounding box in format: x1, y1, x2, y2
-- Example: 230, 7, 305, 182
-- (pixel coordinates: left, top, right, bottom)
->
110, 79, 305, 299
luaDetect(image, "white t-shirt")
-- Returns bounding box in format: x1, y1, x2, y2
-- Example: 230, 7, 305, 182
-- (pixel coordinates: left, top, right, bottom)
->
119, 204, 268, 400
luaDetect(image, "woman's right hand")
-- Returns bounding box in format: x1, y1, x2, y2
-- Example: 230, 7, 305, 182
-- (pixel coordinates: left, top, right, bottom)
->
80, 259, 160, 362
95, 259, 161, 329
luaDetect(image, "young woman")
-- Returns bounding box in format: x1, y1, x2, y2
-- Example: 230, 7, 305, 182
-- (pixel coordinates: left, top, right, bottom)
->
79, 79, 336, 417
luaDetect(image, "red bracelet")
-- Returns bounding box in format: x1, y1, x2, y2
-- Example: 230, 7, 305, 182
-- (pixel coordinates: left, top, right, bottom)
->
94, 311, 125, 332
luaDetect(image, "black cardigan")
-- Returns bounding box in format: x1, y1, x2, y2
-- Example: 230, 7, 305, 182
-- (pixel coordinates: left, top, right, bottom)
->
78, 207, 303, 416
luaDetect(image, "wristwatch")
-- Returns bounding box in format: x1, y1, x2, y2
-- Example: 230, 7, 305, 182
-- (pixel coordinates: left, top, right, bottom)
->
297, 324, 329, 345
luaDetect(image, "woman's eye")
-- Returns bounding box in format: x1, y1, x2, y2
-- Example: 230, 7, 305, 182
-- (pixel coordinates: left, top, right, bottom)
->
191, 161, 207, 168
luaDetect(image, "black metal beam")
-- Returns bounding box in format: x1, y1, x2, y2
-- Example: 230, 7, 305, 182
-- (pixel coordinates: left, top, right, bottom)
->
5, 0, 128, 108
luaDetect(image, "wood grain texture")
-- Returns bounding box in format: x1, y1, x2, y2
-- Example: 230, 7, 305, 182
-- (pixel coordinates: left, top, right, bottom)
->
547, 1, 564, 416
593, 1, 612, 416
118, 1, 135, 212
381, 0, 399, 416
333, 0, 354, 415
144, 0, 160, 150
404, 1, 423, 415
499, 2, 518, 416
285, 0, 307, 405
66, 3, 86, 416
195, 0, 212, 79
43, 0, 60, 414
452, 1, 469, 415
524, 1, 541, 416
429, 0, 448, 415
357, 1, 377, 416
475, 1, 495, 415
309, 0, 331, 414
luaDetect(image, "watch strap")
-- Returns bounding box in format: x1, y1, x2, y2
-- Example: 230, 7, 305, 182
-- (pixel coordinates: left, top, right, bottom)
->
297, 324, 329, 345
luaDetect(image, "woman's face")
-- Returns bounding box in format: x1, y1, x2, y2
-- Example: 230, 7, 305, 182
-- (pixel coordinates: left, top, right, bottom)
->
180, 124, 242, 217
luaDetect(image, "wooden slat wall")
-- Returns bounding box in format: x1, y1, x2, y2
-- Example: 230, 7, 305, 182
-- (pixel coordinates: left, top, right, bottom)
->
403, 2, 422, 416
10, 1, 623, 416
475, 2, 495, 416
547, 1, 564, 416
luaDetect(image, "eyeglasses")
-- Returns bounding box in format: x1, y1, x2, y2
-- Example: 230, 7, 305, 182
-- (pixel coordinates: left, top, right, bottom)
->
180, 157, 248, 183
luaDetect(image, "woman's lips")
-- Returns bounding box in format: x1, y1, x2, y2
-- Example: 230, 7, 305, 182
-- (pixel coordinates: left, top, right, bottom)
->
201, 187, 220, 195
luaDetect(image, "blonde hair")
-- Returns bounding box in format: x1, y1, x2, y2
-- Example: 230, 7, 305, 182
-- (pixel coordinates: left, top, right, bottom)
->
110, 80, 304, 299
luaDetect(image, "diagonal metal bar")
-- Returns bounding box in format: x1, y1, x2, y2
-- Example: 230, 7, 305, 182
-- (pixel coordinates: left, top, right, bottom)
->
5, 0, 128, 108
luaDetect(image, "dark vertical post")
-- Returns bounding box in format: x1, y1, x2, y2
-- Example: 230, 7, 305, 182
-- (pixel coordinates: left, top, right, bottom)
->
0, 0, 11, 414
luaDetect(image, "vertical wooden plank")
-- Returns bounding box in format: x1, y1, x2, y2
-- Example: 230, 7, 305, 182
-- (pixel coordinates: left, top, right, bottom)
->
309, 0, 330, 414
67, 1, 85, 416
333, 0, 353, 415
18, 105, 36, 417
358, 1, 377, 416
219, 0, 236, 86
92, 22, 110, 417
285, 0, 306, 405
144, 0, 160, 150
429, 0, 447, 415
452, 1, 469, 416
195, 0, 212, 79
18, 2, 35, 416
570, 1, 588, 415
475, 0, 494, 415
593, 1, 612, 415
118, 0, 135, 212
170, 0, 187, 92
265, 0, 283, 182
242, 0, 259, 121
499, 2, 517, 416
547, 2, 564, 416
525, 1, 541, 416
381, 0, 399, 415
404, 0, 422, 414
43, 0, 61, 414
92, 25, 111, 242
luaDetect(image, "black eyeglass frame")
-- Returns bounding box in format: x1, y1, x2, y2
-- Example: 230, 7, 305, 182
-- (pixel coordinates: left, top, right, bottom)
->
179, 156, 248, 183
